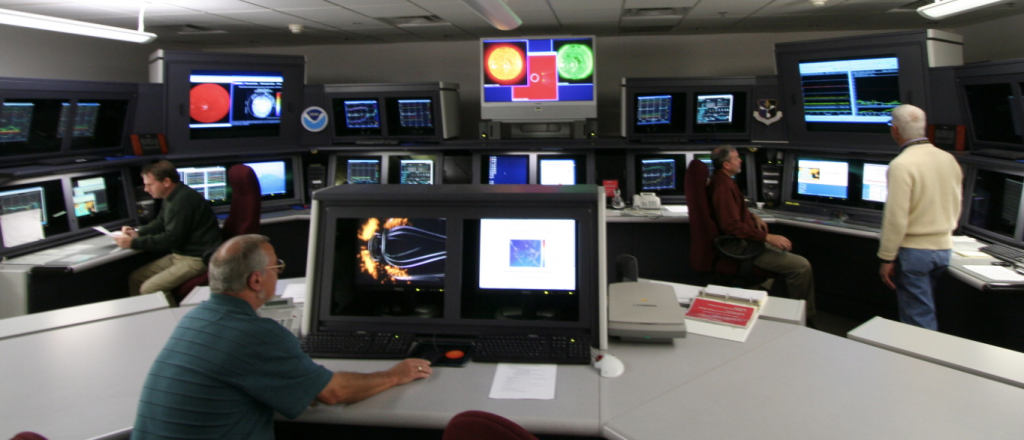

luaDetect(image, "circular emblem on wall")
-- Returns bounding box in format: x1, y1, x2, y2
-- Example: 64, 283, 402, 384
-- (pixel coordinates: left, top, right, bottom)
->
301, 106, 328, 132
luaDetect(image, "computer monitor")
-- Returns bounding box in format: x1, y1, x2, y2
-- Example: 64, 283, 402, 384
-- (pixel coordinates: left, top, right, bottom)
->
862, 163, 889, 203
693, 92, 748, 135
71, 171, 131, 229
384, 97, 436, 137
640, 158, 677, 191
798, 57, 898, 134
243, 160, 287, 197
477, 218, 576, 291
966, 168, 1023, 241
631, 93, 686, 135
962, 82, 1024, 147
486, 155, 529, 185
398, 159, 434, 185
0, 99, 66, 157
796, 158, 850, 199
347, 159, 382, 185
177, 165, 229, 205
336, 99, 382, 138
539, 158, 577, 185
0, 179, 70, 252
60, 103, 99, 139
188, 71, 283, 140
782, 154, 891, 220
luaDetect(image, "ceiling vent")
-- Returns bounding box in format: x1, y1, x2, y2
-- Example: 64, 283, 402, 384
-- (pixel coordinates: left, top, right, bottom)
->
621, 7, 688, 27
381, 15, 449, 27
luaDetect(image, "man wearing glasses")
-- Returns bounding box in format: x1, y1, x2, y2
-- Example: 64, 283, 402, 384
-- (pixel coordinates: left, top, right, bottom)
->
878, 104, 963, 330
132, 234, 433, 439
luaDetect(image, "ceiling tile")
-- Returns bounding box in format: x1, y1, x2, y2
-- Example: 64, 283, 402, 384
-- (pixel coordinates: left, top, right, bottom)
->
344, 3, 431, 18
274, 7, 391, 28
244, 0, 335, 8
327, 0, 413, 5
686, 0, 773, 19
5, 3, 132, 19
160, 0, 268, 13
548, 0, 622, 10
505, 0, 555, 13
145, 13, 249, 26
0, 0, 65, 6
70, 1, 195, 16
672, 17, 744, 33
624, 0, 699, 8
555, 8, 623, 22
415, 2, 473, 15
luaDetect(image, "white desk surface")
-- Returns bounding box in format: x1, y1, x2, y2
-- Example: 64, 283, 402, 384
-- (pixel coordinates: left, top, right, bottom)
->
849, 316, 1024, 389
0, 308, 178, 440
604, 326, 1024, 440
0, 293, 168, 340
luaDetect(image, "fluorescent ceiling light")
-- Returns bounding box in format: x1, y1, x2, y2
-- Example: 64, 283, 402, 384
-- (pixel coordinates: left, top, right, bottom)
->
460, 0, 521, 31
0, 7, 156, 43
918, 0, 1009, 19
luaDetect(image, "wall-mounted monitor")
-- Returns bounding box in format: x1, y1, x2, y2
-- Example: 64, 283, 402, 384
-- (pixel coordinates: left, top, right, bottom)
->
480, 36, 597, 122
153, 50, 305, 155
958, 79, 1024, 151
775, 31, 934, 151
0, 168, 136, 257
623, 78, 755, 141
324, 83, 459, 143
0, 78, 137, 165
780, 153, 892, 222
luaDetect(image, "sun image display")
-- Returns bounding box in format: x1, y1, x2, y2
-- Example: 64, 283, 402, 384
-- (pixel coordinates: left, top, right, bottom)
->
482, 37, 595, 103
355, 218, 446, 287
189, 71, 282, 129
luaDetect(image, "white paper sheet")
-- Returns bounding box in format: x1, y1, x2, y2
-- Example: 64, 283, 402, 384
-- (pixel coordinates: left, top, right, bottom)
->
703, 285, 768, 304
963, 265, 1024, 282
92, 226, 123, 237
952, 235, 978, 243
954, 250, 991, 258
488, 364, 557, 400
281, 283, 307, 303
684, 316, 757, 343
662, 205, 689, 213
0, 209, 44, 248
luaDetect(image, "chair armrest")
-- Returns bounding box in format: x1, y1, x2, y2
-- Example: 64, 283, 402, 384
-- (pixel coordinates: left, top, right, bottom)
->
714, 235, 765, 261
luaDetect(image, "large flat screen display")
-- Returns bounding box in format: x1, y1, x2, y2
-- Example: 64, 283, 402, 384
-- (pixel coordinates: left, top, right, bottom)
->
799, 57, 899, 133
189, 71, 282, 140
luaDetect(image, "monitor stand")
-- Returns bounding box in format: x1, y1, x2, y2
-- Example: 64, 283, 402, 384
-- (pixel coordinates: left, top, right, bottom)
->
494, 296, 561, 321
378, 291, 439, 318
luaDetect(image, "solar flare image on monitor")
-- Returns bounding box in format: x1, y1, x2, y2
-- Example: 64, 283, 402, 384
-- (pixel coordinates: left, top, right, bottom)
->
556, 43, 593, 81
484, 42, 527, 85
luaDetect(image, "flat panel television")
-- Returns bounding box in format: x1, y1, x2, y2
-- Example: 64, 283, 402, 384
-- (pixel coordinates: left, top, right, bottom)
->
189, 71, 283, 140
798, 57, 899, 134
480, 36, 597, 121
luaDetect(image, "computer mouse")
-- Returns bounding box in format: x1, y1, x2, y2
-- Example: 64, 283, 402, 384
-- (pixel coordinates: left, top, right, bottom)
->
593, 354, 625, 378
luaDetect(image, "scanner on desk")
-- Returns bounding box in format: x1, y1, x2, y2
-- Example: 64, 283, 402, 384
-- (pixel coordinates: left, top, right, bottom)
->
608, 282, 686, 343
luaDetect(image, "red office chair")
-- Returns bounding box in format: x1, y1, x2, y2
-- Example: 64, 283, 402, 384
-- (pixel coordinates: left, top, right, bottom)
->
172, 164, 262, 303
684, 159, 770, 287
443, 411, 539, 440
10, 433, 47, 440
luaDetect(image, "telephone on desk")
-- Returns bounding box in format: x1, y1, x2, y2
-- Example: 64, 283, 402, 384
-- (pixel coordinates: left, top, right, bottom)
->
633, 193, 661, 210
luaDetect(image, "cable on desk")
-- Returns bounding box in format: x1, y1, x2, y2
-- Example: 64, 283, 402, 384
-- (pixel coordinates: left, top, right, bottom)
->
621, 207, 664, 219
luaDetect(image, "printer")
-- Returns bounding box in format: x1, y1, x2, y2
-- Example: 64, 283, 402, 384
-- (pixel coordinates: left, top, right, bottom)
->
608, 282, 687, 343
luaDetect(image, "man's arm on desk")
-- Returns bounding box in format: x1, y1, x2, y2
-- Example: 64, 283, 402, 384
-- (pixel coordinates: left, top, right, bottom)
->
316, 358, 433, 405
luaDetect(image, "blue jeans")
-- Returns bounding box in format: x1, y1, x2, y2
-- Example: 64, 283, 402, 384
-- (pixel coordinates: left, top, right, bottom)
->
895, 248, 951, 331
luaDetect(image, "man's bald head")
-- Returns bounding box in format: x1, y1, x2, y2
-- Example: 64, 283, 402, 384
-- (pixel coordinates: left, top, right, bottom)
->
208, 234, 271, 295
890, 104, 927, 141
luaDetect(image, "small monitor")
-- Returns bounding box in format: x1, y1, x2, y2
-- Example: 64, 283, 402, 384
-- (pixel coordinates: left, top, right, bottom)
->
968, 169, 1023, 239
59, 103, 99, 138
640, 158, 677, 191
796, 158, 849, 199
539, 158, 576, 185
0, 99, 66, 156
478, 218, 576, 291
189, 71, 283, 140
487, 155, 528, 185
636, 95, 673, 126
0, 179, 70, 251
400, 159, 433, 185
72, 171, 131, 229
344, 100, 380, 129
384, 97, 436, 137
798, 56, 899, 134
696, 94, 734, 124
631, 92, 686, 135
243, 160, 287, 196
861, 163, 889, 203
963, 83, 1024, 146
178, 165, 229, 203
347, 159, 381, 184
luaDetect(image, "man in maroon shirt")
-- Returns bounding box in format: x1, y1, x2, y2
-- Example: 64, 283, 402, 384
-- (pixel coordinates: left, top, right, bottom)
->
707, 145, 816, 321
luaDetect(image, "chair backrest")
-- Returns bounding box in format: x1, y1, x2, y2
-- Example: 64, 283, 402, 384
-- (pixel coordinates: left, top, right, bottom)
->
684, 159, 721, 272
443, 411, 539, 440
222, 164, 261, 239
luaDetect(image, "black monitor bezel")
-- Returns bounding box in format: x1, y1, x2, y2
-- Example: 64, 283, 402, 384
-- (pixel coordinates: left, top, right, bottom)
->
960, 161, 1024, 247
326, 90, 445, 143
957, 75, 1024, 151
780, 151, 895, 220
625, 86, 754, 141
328, 153, 385, 186
172, 154, 305, 213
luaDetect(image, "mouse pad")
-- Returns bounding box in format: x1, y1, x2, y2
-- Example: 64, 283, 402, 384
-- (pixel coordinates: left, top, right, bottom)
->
409, 342, 474, 367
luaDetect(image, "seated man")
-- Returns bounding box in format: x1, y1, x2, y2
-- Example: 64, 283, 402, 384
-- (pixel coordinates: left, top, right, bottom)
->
707, 145, 817, 321
132, 235, 433, 439
115, 160, 222, 304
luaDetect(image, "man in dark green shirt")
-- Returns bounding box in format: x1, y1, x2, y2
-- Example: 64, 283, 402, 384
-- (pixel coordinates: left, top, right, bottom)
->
115, 160, 222, 305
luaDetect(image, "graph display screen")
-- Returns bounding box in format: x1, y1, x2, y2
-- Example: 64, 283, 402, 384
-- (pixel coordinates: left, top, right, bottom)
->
487, 155, 528, 185
344, 100, 380, 129
0, 100, 66, 156
799, 57, 899, 132
482, 37, 595, 103
59, 103, 99, 138
696, 94, 734, 124
178, 166, 228, 202
400, 159, 433, 185
636, 95, 672, 125
347, 159, 381, 184
641, 158, 677, 191
478, 218, 576, 291
796, 159, 849, 199
862, 163, 889, 203
384, 97, 436, 137
0, 179, 70, 250
189, 71, 282, 140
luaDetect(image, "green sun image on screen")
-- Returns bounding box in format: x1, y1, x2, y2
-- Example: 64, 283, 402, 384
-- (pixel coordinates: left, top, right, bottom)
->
556, 43, 594, 81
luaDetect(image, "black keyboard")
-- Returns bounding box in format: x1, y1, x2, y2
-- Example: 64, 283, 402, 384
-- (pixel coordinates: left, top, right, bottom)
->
473, 335, 592, 364
301, 331, 415, 359
973, 149, 1024, 161
980, 243, 1024, 263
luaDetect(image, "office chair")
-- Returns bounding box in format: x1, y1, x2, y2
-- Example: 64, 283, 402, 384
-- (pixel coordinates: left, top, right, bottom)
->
684, 159, 770, 288
173, 164, 262, 303
442, 411, 539, 440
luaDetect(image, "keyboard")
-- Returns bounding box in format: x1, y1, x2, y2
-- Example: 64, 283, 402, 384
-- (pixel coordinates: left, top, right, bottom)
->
980, 243, 1024, 263
973, 149, 1024, 161
473, 335, 592, 364
301, 331, 415, 359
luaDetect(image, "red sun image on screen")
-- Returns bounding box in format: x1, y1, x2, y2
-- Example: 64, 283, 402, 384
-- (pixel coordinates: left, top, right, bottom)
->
484, 43, 526, 85
512, 54, 557, 101
189, 83, 230, 123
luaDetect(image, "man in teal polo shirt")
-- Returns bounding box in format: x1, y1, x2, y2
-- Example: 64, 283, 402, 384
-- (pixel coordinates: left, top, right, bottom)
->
115, 160, 223, 304
132, 234, 433, 439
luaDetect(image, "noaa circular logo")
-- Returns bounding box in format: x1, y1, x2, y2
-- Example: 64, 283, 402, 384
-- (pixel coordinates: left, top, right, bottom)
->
301, 106, 328, 132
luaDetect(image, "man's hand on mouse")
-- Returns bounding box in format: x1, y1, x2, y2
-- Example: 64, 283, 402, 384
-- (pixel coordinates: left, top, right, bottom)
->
391, 358, 432, 384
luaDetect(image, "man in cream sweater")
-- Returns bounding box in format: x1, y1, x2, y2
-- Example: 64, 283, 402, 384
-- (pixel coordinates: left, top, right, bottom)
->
878, 104, 963, 330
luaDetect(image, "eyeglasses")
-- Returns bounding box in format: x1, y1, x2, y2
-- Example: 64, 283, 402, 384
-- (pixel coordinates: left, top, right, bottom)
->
264, 259, 286, 274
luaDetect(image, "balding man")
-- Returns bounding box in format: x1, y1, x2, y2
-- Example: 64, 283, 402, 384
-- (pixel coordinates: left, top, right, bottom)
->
878, 104, 963, 330
132, 235, 432, 439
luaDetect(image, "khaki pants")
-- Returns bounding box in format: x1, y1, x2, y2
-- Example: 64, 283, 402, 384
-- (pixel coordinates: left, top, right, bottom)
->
753, 243, 816, 318
129, 253, 207, 306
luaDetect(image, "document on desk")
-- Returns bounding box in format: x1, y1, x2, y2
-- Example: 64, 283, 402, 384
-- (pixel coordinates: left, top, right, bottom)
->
488, 364, 557, 400
963, 265, 1024, 282
662, 205, 688, 214
0, 209, 44, 248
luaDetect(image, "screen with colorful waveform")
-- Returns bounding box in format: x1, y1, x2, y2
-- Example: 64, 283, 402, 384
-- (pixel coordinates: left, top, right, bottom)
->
799, 57, 899, 130
482, 37, 595, 103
